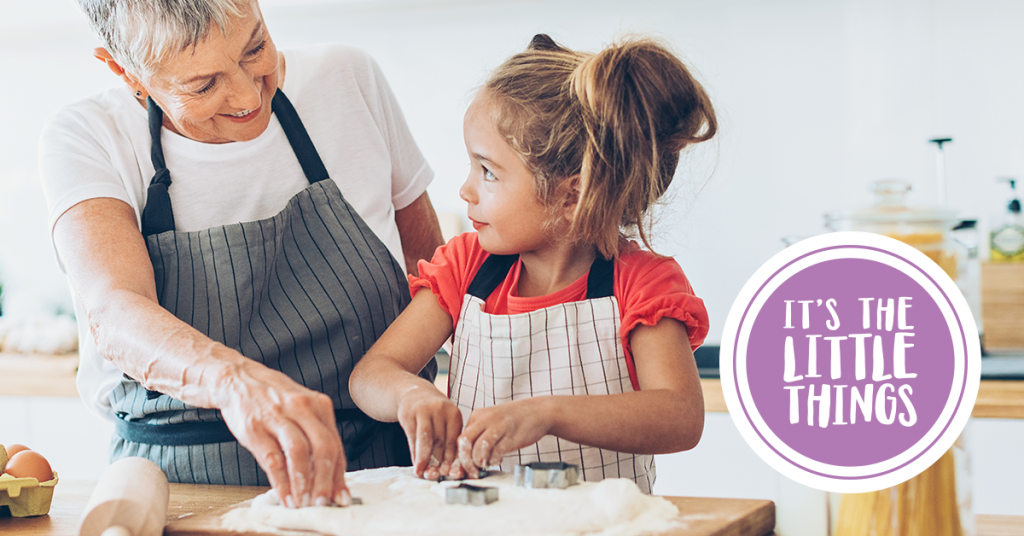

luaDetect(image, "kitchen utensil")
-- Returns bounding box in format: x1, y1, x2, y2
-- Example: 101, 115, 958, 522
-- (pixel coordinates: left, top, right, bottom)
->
78, 457, 169, 536
513, 462, 580, 489
930, 137, 953, 207
824, 179, 964, 279
445, 483, 499, 505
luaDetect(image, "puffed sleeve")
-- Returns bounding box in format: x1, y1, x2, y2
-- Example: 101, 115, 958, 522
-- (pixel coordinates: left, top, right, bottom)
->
614, 248, 710, 357
408, 232, 490, 328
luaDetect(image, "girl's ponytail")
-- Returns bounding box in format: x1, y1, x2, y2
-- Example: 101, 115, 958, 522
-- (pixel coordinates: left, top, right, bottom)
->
570, 37, 717, 257
485, 35, 716, 259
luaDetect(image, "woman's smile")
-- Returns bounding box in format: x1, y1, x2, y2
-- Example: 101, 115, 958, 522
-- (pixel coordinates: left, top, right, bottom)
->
221, 103, 263, 122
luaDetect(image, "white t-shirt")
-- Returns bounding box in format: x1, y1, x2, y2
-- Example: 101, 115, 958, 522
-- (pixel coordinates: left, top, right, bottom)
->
38, 44, 433, 420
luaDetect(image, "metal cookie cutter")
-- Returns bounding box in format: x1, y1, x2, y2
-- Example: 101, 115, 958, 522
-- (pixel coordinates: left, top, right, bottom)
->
445, 483, 499, 506
435, 468, 490, 482
326, 497, 363, 506
513, 462, 580, 489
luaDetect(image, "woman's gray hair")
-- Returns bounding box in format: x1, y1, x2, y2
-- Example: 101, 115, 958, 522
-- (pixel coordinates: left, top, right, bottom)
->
77, 0, 255, 82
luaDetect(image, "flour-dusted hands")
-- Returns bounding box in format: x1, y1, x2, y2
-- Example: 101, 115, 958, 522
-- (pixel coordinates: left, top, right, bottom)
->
216, 361, 352, 509
396, 382, 463, 480
457, 398, 554, 478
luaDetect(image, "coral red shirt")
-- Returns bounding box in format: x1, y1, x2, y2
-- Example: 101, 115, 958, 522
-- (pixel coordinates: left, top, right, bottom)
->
410, 233, 709, 387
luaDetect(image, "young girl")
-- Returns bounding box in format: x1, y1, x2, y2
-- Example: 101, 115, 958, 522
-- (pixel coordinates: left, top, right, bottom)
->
350, 34, 716, 493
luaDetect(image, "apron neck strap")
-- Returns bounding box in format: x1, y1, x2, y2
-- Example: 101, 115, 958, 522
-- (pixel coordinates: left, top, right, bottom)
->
148, 96, 168, 172
271, 90, 330, 184
466, 253, 615, 301
584, 255, 614, 299
141, 97, 175, 236
141, 89, 329, 236
467, 254, 519, 299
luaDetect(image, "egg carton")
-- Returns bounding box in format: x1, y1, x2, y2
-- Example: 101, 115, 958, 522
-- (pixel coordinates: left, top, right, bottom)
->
0, 446, 59, 517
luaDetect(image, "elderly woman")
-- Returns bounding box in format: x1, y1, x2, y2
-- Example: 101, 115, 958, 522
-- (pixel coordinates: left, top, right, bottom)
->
39, 0, 443, 508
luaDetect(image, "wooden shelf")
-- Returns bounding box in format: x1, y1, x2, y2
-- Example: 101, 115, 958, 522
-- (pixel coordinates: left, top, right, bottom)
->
0, 353, 79, 397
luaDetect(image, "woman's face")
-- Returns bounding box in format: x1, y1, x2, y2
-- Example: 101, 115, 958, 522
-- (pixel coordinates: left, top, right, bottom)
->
143, 3, 280, 144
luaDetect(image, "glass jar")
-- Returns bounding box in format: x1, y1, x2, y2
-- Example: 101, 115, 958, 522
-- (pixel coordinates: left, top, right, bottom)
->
824, 179, 975, 535
824, 179, 963, 281
824, 179, 983, 338
829, 435, 973, 536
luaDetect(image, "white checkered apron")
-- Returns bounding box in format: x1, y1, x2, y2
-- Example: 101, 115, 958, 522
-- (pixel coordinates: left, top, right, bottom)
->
448, 254, 655, 493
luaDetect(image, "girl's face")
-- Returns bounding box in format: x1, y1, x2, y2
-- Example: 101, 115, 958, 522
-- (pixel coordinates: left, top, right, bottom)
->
143, 3, 280, 144
460, 92, 560, 256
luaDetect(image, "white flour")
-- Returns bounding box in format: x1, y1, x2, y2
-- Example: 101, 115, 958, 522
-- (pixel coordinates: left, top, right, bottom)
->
220, 467, 681, 535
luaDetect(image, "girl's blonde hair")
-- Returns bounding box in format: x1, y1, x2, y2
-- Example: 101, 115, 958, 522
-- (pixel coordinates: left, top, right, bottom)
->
484, 34, 717, 259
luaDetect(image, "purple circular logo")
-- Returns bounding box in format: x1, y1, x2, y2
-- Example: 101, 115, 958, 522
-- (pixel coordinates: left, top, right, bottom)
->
720, 233, 980, 493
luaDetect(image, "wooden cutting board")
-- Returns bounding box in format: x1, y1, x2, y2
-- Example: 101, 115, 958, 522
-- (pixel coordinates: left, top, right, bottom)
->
165, 493, 775, 536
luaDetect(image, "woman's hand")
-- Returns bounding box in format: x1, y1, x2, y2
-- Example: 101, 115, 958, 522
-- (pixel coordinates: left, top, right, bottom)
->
216, 362, 350, 508
54, 198, 355, 508
396, 383, 463, 480
456, 398, 554, 478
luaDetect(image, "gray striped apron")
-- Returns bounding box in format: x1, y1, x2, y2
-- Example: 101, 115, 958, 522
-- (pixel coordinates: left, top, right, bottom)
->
108, 90, 434, 485
449, 254, 655, 493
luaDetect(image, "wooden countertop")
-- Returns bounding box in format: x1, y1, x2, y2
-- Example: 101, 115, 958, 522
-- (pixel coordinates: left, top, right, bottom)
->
0, 480, 265, 536
0, 479, 776, 536
1, 480, 1021, 536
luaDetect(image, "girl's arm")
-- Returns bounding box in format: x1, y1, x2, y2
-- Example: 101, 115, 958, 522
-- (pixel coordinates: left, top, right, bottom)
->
457, 316, 703, 472
349, 289, 459, 479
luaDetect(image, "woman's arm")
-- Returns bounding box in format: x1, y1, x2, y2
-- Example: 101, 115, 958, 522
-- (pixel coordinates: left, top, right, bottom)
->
457, 317, 704, 471
53, 198, 351, 508
394, 193, 444, 278
350, 289, 457, 478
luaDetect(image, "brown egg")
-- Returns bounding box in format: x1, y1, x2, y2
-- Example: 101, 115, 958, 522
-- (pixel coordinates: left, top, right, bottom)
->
4, 444, 30, 457
5, 450, 53, 482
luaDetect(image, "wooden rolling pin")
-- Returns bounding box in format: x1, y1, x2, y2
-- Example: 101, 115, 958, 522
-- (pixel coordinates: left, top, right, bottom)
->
78, 457, 169, 536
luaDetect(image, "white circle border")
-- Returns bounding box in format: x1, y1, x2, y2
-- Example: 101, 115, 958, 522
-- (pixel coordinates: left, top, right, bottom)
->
719, 232, 981, 493
735, 247, 963, 476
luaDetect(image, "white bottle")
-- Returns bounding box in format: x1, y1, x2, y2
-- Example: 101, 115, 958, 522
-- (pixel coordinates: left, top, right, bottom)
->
990, 177, 1024, 262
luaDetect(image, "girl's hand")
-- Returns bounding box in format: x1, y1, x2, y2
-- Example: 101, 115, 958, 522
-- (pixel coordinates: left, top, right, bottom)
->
396, 383, 463, 480
445, 458, 467, 480
457, 398, 554, 477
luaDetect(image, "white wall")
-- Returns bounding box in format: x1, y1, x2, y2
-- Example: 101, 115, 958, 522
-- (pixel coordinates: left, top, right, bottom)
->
2, 0, 1020, 342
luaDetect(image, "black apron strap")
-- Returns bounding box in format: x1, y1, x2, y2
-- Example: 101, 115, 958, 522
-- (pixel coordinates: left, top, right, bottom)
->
115, 408, 383, 462
271, 90, 330, 183
141, 97, 175, 236
140, 90, 330, 237
585, 255, 615, 299
466, 252, 614, 301
466, 254, 519, 300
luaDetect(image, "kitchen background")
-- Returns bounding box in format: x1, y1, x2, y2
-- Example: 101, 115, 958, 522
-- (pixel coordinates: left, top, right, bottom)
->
0, 0, 1021, 534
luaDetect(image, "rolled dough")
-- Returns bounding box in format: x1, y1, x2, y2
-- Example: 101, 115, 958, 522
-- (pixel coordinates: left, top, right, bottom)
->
220, 467, 680, 535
